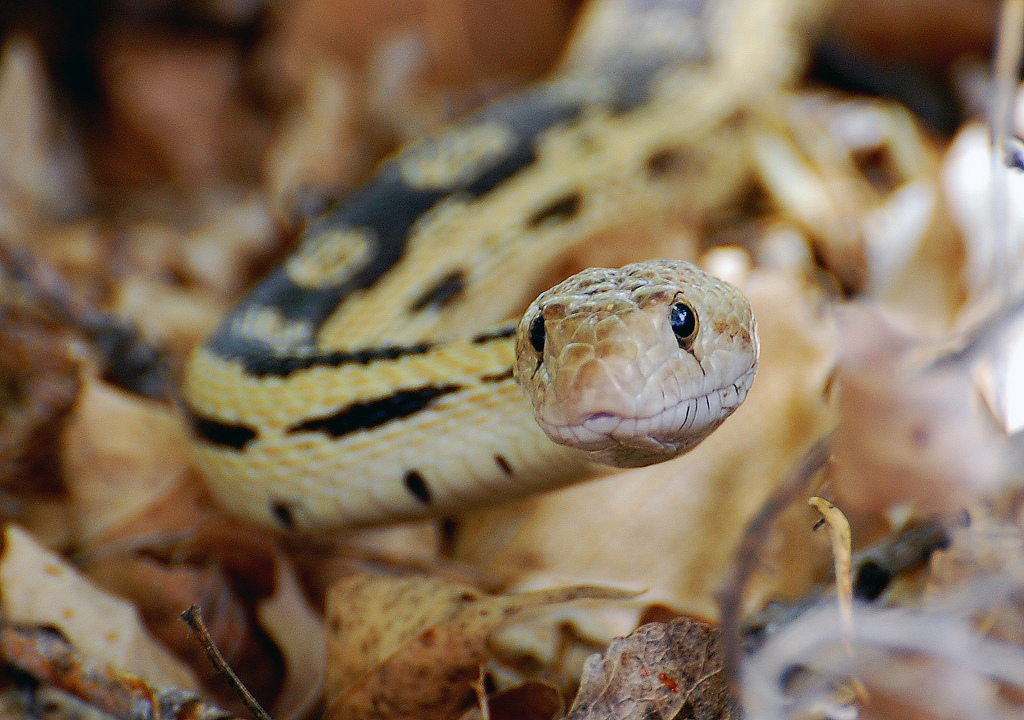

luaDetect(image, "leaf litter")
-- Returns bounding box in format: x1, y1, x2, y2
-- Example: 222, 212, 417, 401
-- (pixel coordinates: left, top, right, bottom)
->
1, 1, 1024, 719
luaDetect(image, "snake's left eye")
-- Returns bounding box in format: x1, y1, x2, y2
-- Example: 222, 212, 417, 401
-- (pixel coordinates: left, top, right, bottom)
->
528, 314, 546, 354
670, 301, 698, 348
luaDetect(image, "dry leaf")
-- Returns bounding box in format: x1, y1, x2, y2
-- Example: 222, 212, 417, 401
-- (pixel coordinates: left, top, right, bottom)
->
264, 62, 362, 224
99, 32, 262, 183
566, 616, 738, 720
324, 572, 634, 720
60, 373, 191, 544
0, 622, 234, 720
0, 264, 80, 501
457, 680, 563, 720
829, 303, 1013, 525
0, 524, 198, 691
112, 275, 224, 359
257, 552, 327, 720
0, 37, 83, 240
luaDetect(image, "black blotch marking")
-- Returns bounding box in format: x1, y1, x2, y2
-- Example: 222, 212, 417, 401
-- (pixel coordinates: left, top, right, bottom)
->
646, 148, 690, 178
527, 192, 581, 229
207, 63, 672, 373
494, 455, 513, 476
471, 325, 516, 343
404, 470, 432, 504
481, 368, 514, 383
187, 411, 258, 450
244, 342, 433, 378
410, 269, 466, 313
287, 383, 462, 438
853, 560, 890, 601
270, 500, 299, 531
206, 93, 586, 372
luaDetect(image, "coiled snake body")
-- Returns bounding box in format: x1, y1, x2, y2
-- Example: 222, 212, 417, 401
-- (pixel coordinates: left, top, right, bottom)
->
183, 0, 768, 532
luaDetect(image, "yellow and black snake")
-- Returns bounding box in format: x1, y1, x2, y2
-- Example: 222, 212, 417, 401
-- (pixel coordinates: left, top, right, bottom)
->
180, 0, 810, 532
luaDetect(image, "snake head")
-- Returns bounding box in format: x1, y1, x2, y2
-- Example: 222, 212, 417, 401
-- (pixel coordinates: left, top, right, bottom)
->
514, 259, 759, 467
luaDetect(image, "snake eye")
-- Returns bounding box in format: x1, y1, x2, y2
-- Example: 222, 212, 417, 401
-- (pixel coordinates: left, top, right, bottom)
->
528, 314, 546, 354
670, 301, 698, 348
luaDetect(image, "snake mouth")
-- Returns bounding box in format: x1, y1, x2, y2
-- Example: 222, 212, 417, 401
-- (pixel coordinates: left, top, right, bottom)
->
538, 362, 757, 468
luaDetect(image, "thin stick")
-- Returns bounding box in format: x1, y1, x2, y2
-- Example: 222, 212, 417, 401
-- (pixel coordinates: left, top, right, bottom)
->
808, 497, 854, 644
989, 0, 1024, 300
180, 605, 274, 720
716, 434, 832, 689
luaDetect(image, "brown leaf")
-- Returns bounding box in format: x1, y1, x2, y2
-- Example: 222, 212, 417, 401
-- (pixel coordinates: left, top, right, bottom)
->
0, 524, 198, 692
0, 37, 82, 240
566, 616, 738, 720
257, 552, 326, 720
324, 572, 634, 720
829, 304, 1012, 525
0, 621, 235, 720
60, 374, 191, 544
457, 680, 563, 720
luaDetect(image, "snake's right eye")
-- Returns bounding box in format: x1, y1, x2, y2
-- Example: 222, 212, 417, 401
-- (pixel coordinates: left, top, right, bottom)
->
528, 314, 546, 354
670, 301, 698, 349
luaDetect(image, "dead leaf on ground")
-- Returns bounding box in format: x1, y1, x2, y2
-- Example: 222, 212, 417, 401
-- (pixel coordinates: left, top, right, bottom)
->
0, 524, 197, 692
457, 680, 563, 720
829, 303, 1013, 531
0, 621, 235, 720
258, 551, 327, 720
0, 37, 84, 241
324, 572, 636, 720
566, 616, 738, 720
60, 374, 191, 544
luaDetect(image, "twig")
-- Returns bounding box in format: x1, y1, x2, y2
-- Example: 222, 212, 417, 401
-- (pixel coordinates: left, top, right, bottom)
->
180, 605, 274, 720
716, 434, 833, 689
989, 0, 1024, 300
808, 497, 854, 645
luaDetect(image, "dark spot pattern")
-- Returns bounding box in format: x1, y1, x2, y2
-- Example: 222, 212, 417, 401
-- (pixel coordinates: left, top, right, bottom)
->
187, 412, 258, 450
527, 192, 581, 228
404, 470, 432, 504
242, 342, 433, 379
480, 368, 514, 384
646, 148, 688, 178
494, 455, 513, 475
206, 90, 591, 372
287, 384, 462, 438
271, 500, 299, 531
409, 270, 466, 313
471, 325, 516, 344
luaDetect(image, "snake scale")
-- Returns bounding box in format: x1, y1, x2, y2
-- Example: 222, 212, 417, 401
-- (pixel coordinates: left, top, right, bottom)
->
180, 0, 804, 532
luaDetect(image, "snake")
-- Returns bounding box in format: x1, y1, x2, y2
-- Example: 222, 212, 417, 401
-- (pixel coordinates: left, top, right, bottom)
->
180, 0, 793, 533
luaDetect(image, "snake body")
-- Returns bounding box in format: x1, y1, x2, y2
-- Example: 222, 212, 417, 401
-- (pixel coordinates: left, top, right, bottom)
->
183, 0, 773, 532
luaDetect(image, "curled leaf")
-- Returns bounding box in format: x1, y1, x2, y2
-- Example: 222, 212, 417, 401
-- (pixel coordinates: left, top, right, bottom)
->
567, 616, 738, 720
